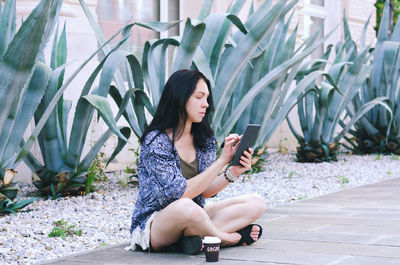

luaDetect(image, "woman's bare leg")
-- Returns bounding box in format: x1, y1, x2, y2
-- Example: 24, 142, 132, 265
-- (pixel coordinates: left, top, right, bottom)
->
204, 194, 266, 242
150, 198, 240, 251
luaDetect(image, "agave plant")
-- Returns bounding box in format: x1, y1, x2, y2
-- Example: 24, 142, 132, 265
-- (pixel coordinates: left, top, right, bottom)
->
78, 0, 180, 140
0, 0, 63, 213
345, 0, 400, 154
23, 23, 135, 197
212, 0, 333, 149
287, 12, 392, 162
22, 3, 181, 197
80, 0, 334, 162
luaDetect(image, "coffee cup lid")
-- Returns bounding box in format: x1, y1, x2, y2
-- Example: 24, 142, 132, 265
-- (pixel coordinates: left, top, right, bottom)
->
203, 236, 221, 244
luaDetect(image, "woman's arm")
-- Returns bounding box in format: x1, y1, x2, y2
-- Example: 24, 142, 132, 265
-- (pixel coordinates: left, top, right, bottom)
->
181, 134, 239, 199
201, 173, 229, 198
181, 158, 226, 199
201, 148, 254, 198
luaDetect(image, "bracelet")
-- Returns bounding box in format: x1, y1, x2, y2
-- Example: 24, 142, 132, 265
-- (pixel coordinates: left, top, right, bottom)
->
224, 167, 239, 183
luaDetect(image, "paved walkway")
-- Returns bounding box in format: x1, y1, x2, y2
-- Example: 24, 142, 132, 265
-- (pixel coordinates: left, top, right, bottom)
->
41, 177, 400, 265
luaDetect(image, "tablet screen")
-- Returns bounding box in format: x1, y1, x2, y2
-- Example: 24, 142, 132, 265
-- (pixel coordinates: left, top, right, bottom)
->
230, 124, 261, 166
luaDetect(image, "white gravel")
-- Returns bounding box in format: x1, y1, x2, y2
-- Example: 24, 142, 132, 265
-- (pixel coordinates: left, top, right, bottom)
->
1, 152, 399, 265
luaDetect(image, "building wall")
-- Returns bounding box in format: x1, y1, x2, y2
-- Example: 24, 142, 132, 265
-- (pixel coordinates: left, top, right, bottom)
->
11, 0, 377, 181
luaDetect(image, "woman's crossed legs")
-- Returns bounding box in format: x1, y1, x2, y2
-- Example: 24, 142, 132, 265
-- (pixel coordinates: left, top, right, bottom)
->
150, 194, 266, 251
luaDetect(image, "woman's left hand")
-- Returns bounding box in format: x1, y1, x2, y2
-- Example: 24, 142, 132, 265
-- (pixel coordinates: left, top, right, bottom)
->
230, 148, 254, 176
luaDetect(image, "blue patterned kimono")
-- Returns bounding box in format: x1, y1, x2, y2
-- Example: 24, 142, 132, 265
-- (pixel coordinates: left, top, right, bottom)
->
130, 130, 216, 233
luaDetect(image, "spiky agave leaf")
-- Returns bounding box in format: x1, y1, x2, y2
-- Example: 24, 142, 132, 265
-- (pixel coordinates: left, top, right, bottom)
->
0, 0, 62, 213
346, 0, 400, 154
24, 25, 136, 197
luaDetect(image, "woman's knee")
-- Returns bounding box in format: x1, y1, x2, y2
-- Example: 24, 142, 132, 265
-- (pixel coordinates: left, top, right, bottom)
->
172, 198, 206, 223
245, 194, 266, 218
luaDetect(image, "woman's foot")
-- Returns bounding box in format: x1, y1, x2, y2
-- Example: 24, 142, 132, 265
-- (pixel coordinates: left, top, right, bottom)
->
220, 232, 241, 247
239, 224, 262, 245
221, 224, 262, 247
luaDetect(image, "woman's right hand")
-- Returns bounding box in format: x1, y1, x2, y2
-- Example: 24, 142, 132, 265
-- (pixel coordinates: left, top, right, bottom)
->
219, 134, 241, 164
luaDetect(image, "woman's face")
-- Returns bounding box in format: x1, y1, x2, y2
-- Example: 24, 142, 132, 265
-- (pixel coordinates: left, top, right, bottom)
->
186, 78, 210, 123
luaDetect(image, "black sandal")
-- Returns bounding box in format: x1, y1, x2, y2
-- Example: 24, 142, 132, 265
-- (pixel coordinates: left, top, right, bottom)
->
174, 235, 203, 255
234, 224, 263, 246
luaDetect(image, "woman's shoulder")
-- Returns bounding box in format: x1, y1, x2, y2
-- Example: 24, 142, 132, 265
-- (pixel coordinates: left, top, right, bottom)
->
206, 135, 216, 145
142, 130, 172, 153
206, 135, 217, 149
200, 135, 216, 152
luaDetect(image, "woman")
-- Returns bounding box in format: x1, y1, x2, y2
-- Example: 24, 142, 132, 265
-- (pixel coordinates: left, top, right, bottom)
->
129, 69, 265, 254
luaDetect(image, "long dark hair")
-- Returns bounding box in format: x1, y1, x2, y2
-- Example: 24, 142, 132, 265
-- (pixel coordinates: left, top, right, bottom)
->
141, 69, 214, 149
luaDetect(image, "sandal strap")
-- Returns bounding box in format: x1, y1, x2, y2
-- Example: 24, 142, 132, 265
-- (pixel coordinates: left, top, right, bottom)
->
234, 224, 262, 246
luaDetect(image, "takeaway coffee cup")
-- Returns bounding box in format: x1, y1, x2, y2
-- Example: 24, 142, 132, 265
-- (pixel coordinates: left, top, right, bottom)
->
203, 236, 221, 262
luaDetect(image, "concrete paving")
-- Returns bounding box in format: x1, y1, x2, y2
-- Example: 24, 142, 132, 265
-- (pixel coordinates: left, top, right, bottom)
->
40, 177, 400, 265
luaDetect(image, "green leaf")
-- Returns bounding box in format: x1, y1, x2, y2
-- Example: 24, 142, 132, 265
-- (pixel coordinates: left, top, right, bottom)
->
97, 49, 130, 97
335, 97, 393, 143
1, 62, 51, 168
133, 90, 152, 135
377, 0, 390, 42
16, 22, 134, 165
171, 18, 206, 72
0, 186, 18, 201
143, 38, 179, 105
0, 0, 16, 60
35, 67, 67, 172
0, 0, 61, 134
244, 0, 273, 32
79, 0, 179, 128
106, 127, 131, 167
193, 47, 215, 88
10, 197, 38, 211
135, 21, 181, 32
126, 54, 144, 91
259, 72, 329, 146
383, 41, 400, 102
325, 49, 371, 142
212, 0, 288, 127
391, 13, 400, 41
214, 24, 336, 143
23, 148, 44, 173
78, 88, 135, 172
240, 53, 267, 131
79, 0, 179, 56
50, 22, 59, 69
82, 95, 129, 142
108, 85, 140, 137
76, 132, 110, 177
198, 0, 214, 21
286, 113, 305, 143
227, 14, 249, 34
56, 22, 67, 70
360, 16, 371, 50
199, 13, 229, 63
58, 99, 72, 159
343, 10, 352, 43
65, 49, 126, 171
208, 0, 247, 73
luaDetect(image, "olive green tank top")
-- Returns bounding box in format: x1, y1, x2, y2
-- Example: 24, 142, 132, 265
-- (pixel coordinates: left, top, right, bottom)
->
179, 155, 198, 180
